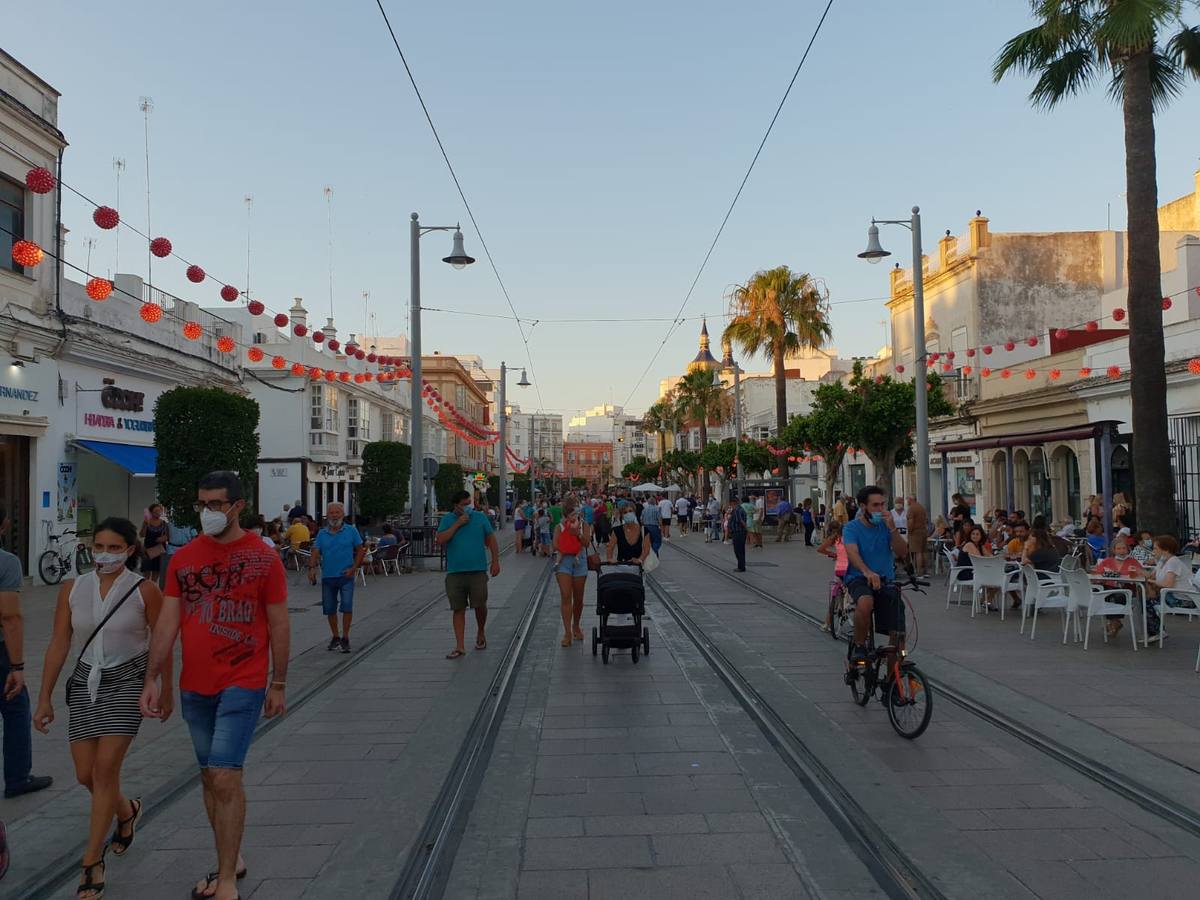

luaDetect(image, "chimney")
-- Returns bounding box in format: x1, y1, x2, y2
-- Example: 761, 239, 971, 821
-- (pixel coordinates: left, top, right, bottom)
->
939, 230, 957, 269
969, 211, 991, 254
323, 317, 337, 341
289, 297, 306, 329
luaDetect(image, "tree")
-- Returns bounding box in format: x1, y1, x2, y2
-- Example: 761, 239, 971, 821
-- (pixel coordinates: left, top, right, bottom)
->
358, 442, 411, 521
154, 387, 260, 527
993, 1, 1198, 533
643, 397, 685, 458
781, 383, 857, 511
671, 369, 731, 500
661, 449, 701, 494
432, 463, 465, 513
622, 455, 658, 482
724, 266, 831, 434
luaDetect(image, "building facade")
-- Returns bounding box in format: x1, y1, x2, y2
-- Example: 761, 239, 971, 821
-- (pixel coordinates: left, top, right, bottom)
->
506, 405, 563, 476
564, 438, 612, 493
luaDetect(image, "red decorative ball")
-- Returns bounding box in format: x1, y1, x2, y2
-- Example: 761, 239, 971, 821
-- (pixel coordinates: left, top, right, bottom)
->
1079, 367, 1092, 377
247, 346, 264, 362
942, 363, 953, 372
1188, 358, 1200, 375
982, 345, 992, 355
85, 277, 113, 301
1162, 297, 1173, 310
293, 324, 308, 338
247, 300, 265, 316
1112, 307, 1126, 322
364, 372, 374, 382
945, 351, 955, 360
926, 358, 936, 368
1049, 369, 1061, 380
339, 372, 351, 383
271, 355, 286, 370
1054, 328, 1068, 340
962, 365, 973, 376
965, 348, 975, 358
11, 240, 43, 267
981, 368, 992, 378
354, 373, 365, 384
367, 353, 377, 363
312, 330, 325, 343
1001, 368, 1012, 379
1004, 341, 1015, 352
328, 339, 340, 352
324, 371, 336, 382
345, 343, 358, 355
309, 367, 323, 379
216, 336, 236, 353
139, 303, 163, 324
895, 365, 904, 374
25, 167, 55, 194
186, 265, 205, 283
183, 321, 203, 341
355, 349, 365, 360
273, 313, 289, 328
93, 206, 120, 230
1024, 369, 1036, 380
1026, 336, 1038, 347
1107, 365, 1122, 378
290, 363, 305, 376
149, 237, 172, 258
220, 284, 239, 302
1085, 321, 1099, 333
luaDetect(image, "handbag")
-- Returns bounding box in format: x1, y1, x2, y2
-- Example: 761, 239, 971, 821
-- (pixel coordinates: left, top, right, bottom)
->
144, 543, 165, 560
64, 577, 146, 706
642, 550, 660, 573
587, 539, 602, 573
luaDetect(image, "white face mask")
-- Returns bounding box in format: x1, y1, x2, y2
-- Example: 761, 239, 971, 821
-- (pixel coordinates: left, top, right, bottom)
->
93, 551, 128, 574
327, 517, 343, 530
200, 507, 231, 537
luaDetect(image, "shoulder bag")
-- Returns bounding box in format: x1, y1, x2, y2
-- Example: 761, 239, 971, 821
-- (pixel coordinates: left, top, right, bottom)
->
64, 577, 146, 706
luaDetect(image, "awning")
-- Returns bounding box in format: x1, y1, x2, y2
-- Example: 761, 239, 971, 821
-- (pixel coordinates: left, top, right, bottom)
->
74, 440, 157, 477
932, 420, 1123, 454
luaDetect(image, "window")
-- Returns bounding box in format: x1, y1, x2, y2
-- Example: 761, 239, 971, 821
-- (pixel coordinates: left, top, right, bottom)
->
1, 176, 26, 275
252, 332, 268, 345
568, 451, 576, 463
456, 385, 467, 408
347, 397, 370, 458
951, 326, 968, 353
310, 384, 324, 430
325, 387, 339, 432
381, 411, 394, 442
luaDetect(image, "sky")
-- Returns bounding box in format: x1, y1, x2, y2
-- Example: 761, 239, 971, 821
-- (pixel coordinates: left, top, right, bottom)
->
11, 0, 1200, 423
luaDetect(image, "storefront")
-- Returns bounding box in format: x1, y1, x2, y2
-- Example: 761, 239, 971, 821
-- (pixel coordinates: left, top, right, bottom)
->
0, 361, 53, 570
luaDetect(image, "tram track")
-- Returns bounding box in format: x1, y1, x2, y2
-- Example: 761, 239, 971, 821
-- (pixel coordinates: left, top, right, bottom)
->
663, 539, 1200, 840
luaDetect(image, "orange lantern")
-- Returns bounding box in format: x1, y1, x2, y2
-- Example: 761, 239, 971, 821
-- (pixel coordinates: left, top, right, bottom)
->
981, 368, 992, 378
1188, 358, 1200, 375
247, 346, 264, 362
271, 356, 286, 370
86, 277, 113, 301
182, 321, 203, 341
290, 362, 305, 376
1049, 368, 1062, 380
11, 240, 43, 267
1001, 368, 1012, 379
216, 336, 236, 353
1024, 369, 1036, 380
1079, 367, 1092, 377
1107, 365, 1122, 378
139, 303, 163, 324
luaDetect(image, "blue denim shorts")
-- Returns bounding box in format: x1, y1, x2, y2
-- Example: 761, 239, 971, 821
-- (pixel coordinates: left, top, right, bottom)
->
321, 575, 355, 615
180, 686, 266, 769
556, 550, 589, 578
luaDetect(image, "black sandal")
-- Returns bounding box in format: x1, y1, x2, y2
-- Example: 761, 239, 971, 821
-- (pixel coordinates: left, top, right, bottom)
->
190, 868, 247, 899
109, 797, 141, 855
78, 857, 105, 898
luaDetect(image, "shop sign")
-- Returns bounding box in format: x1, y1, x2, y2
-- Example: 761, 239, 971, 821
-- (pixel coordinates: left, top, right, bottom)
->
77, 380, 158, 443
269, 466, 290, 478
929, 453, 975, 468
0, 383, 39, 402
101, 386, 144, 412
81, 412, 154, 433
57, 462, 77, 521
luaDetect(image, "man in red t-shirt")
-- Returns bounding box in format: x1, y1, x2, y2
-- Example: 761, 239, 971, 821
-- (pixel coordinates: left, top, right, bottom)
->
141, 471, 289, 900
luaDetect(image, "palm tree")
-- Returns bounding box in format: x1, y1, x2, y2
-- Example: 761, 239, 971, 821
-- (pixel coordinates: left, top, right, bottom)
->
643, 397, 684, 462
723, 265, 831, 434
672, 369, 732, 499
993, 1, 1199, 534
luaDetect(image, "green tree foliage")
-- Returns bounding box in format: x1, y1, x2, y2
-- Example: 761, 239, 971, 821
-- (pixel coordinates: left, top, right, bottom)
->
993, 1, 1199, 533
357, 442, 411, 521
621, 455, 658, 482
154, 387, 260, 527
781, 384, 855, 509
671, 369, 731, 498
661, 449, 701, 494
433, 463, 465, 512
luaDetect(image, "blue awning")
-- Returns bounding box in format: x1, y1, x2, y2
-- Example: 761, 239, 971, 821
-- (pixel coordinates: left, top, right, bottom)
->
74, 440, 157, 477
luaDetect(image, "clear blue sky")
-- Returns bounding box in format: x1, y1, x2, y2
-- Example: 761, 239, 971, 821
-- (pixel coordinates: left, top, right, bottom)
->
12, 0, 1200, 420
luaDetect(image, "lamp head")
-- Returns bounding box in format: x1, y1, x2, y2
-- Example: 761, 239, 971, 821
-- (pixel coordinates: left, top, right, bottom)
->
442, 227, 475, 269
517, 368, 531, 388
858, 223, 890, 264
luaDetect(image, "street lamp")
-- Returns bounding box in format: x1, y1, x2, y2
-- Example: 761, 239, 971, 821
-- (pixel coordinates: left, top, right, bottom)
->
858, 206, 929, 509
495, 362, 530, 529
410, 214, 475, 527
717, 348, 743, 494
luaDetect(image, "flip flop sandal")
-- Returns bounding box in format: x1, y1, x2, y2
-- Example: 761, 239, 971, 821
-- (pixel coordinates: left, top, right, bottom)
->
109, 797, 142, 855
560, 636, 572, 647
475, 638, 487, 650
446, 649, 466, 659
572, 627, 584, 641
191, 870, 247, 900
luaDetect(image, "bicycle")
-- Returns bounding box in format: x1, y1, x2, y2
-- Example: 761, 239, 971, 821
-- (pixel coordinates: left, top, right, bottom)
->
841, 570, 933, 740
38, 527, 94, 585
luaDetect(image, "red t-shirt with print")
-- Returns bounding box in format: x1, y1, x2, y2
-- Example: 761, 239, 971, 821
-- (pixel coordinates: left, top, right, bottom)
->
165, 531, 288, 694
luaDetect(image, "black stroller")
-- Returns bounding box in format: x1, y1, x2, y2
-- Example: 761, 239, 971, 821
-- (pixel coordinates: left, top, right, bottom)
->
592, 561, 650, 664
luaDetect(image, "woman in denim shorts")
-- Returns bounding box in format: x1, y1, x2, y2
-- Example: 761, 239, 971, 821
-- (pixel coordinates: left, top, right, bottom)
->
553, 497, 592, 647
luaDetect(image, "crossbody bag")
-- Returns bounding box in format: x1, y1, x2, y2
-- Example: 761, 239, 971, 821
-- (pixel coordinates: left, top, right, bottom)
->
64, 577, 146, 706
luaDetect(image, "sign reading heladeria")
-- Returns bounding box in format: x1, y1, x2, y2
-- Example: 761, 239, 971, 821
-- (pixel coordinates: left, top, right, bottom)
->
76, 379, 160, 445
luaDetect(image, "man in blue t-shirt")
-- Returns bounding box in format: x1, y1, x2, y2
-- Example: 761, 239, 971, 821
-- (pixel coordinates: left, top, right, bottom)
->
437, 489, 500, 659
842, 485, 910, 662
310, 502, 366, 653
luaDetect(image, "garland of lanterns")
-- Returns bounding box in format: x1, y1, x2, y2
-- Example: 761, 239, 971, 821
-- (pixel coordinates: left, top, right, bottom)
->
505, 445, 532, 473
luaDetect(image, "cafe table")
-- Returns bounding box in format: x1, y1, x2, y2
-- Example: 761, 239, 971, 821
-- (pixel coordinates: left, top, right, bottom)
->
1088, 572, 1149, 646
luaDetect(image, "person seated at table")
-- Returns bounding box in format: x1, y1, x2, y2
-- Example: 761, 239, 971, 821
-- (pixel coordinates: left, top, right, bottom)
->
1144, 535, 1198, 643
1005, 521, 1029, 557
931, 515, 950, 540
1022, 528, 1061, 572
1090, 535, 1144, 638
1113, 511, 1132, 537
1131, 529, 1156, 566
1084, 519, 1106, 562
377, 524, 399, 548
954, 525, 990, 578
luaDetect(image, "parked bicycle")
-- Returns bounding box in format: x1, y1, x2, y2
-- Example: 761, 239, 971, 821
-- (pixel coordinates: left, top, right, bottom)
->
841, 568, 933, 740
38, 526, 93, 585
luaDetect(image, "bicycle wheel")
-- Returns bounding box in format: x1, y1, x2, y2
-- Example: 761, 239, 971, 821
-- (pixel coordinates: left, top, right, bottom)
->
38, 551, 64, 585
75, 544, 94, 575
847, 653, 873, 707
886, 664, 933, 740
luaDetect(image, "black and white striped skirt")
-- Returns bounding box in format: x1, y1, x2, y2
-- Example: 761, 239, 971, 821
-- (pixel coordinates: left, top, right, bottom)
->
66, 652, 148, 742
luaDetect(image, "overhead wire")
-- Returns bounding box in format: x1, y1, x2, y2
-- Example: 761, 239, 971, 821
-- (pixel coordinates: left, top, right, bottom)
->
372, 0, 546, 410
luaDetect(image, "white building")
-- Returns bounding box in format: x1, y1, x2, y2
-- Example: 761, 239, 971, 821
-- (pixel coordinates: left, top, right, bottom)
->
505, 404, 563, 475
567, 403, 656, 471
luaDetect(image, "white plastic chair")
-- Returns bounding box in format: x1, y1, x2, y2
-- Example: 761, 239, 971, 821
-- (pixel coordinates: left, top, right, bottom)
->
1065, 569, 1136, 651
1152, 587, 1200, 648
1019, 563, 1069, 637
944, 547, 973, 609
968, 555, 1019, 620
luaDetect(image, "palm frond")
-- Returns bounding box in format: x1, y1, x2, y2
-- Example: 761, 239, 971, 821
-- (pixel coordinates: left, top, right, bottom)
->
1166, 24, 1200, 77
1029, 47, 1101, 107
1095, 0, 1180, 53
1107, 49, 1185, 107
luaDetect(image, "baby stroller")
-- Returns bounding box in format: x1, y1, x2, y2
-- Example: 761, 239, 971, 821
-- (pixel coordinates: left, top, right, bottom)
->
593, 561, 650, 664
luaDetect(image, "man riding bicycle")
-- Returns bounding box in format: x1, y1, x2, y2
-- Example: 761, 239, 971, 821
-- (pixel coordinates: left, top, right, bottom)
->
843, 485, 911, 664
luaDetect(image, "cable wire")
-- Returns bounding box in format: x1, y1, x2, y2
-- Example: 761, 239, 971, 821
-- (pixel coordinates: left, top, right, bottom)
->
620, 0, 838, 408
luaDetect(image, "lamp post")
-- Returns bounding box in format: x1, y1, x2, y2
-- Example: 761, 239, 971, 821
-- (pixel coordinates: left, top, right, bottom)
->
718, 356, 743, 497
494, 362, 530, 529
410, 213, 474, 526
859, 206, 929, 509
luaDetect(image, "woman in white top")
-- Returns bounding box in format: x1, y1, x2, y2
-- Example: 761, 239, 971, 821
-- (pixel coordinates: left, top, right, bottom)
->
33, 517, 168, 900
1144, 534, 1194, 642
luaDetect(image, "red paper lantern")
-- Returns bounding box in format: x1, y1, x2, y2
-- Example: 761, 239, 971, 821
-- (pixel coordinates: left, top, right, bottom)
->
945, 351, 955, 360
355, 349, 365, 360
965, 348, 976, 358
324, 370, 336, 382
149, 237, 172, 258
271, 355, 286, 370
771, 467, 780, 476
1079, 366, 1092, 377
93, 206, 120, 229
353, 373, 365, 384
1054, 328, 1068, 340
1107, 365, 1122, 378
247, 300, 265, 316
25, 167, 55, 194
290, 363, 305, 376
1162, 297, 1173, 310
1112, 307, 1126, 322
1026, 336, 1038, 347
1024, 369, 1036, 380
273, 313, 289, 328
312, 330, 325, 343
328, 339, 341, 352
1085, 321, 1098, 333
1004, 341, 1015, 352
942, 363, 953, 372
11, 240, 43, 267
247, 346, 264, 362
367, 353, 377, 363
216, 336, 236, 353
293, 324, 308, 337
220, 284, 239, 302
345, 343, 358, 355
139, 303, 163, 323
339, 372, 351, 383
895, 365, 905, 374
364, 372, 374, 382
1001, 368, 1012, 379
186, 264, 205, 283
85, 277, 113, 301
1189, 358, 1200, 375
1049, 368, 1061, 380
926, 358, 935, 368
982, 345, 992, 355
308, 367, 323, 379
981, 367, 992, 378
963, 365, 973, 375
182, 321, 203, 341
